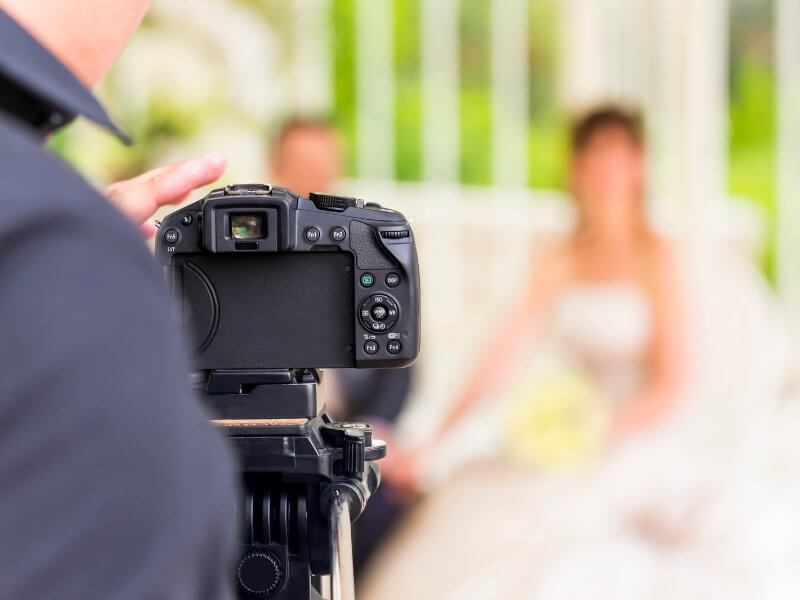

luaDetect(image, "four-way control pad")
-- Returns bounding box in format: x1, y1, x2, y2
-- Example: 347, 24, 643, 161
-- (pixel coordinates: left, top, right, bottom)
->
359, 294, 399, 333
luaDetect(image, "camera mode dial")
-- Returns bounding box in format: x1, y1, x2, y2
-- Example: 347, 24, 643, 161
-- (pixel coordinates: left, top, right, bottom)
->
359, 294, 399, 333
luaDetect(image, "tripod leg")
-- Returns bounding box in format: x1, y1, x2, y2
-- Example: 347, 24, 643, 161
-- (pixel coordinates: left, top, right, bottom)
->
329, 489, 355, 600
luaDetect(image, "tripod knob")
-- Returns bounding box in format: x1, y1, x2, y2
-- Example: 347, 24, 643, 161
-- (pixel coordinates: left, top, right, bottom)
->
342, 432, 366, 479
237, 551, 283, 596
321, 422, 378, 479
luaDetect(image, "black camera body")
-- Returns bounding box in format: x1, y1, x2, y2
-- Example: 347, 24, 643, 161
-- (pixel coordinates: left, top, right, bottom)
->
154, 183, 420, 370
154, 184, 419, 598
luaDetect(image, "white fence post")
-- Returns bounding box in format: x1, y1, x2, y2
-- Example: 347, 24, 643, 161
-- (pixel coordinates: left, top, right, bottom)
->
679, 0, 729, 238
291, 0, 332, 115
421, 0, 460, 182
355, 0, 395, 179
490, 0, 529, 188
777, 0, 800, 340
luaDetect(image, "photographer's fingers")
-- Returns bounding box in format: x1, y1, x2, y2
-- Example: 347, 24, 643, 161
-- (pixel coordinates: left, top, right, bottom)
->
105, 152, 227, 230
147, 151, 226, 210
140, 221, 158, 238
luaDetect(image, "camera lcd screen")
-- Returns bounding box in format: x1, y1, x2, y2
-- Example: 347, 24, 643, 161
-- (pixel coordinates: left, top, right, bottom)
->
230, 214, 265, 240
175, 252, 356, 368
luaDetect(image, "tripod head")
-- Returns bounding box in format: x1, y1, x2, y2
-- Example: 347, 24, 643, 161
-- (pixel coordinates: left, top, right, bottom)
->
196, 368, 386, 599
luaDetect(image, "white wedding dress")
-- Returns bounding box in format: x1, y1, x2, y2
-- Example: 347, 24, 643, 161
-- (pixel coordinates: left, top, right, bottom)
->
362, 247, 800, 600
551, 283, 651, 402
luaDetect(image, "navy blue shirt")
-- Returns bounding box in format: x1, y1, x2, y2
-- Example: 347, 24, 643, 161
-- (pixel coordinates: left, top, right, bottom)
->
0, 10, 237, 599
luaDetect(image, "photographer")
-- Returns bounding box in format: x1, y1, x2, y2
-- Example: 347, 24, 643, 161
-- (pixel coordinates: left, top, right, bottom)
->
0, 2, 238, 598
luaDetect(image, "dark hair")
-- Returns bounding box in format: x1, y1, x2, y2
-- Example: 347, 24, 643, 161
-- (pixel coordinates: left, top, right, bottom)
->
570, 106, 644, 154
271, 116, 335, 155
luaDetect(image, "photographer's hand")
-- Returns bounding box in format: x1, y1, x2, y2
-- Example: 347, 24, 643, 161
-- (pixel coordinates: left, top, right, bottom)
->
105, 152, 227, 237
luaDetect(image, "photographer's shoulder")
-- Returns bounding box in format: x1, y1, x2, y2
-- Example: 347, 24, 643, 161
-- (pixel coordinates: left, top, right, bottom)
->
0, 116, 160, 280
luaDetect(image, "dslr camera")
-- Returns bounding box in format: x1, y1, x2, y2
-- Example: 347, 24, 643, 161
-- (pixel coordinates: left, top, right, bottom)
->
155, 184, 420, 599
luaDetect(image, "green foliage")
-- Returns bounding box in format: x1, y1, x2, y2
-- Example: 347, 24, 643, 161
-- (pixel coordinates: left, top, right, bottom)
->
332, 0, 357, 174
529, 117, 568, 189
393, 0, 422, 180
459, 0, 491, 184
728, 51, 777, 279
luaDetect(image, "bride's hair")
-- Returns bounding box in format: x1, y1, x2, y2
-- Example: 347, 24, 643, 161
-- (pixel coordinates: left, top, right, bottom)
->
570, 105, 644, 153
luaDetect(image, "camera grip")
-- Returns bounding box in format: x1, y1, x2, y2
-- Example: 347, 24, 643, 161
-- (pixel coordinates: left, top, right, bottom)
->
348, 221, 397, 270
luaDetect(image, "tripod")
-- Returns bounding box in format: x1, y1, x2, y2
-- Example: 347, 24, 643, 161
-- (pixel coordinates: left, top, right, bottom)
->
196, 368, 385, 599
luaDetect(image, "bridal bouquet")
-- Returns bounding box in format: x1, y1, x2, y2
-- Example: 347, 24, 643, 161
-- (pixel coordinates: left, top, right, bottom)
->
503, 362, 611, 471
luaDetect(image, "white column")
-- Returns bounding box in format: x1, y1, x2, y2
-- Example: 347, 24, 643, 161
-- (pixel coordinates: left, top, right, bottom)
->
559, 0, 650, 108
777, 0, 800, 332
559, 0, 606, 108
355, 0, 394, 179
291, 0, 333, 114
648, 0, 683, 216
421, 0, 460, 182
490, 0, 529, 187
679, 0, 729, 236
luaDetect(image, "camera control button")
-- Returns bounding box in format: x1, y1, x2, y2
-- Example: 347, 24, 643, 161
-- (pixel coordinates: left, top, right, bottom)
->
163, 228, 179, 244
364, 340, 379, 355
371, 305, 388, 321
385, 273, 401, 287
180, 213, 193, 226
387, 340, 402, 354
359, 294, 399, 331
330, 226, 347, 242
360, 273, 375, 287
304, 227, 321, 243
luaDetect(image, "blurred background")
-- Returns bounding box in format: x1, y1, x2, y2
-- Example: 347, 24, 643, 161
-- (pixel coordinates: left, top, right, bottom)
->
51, 0, 800, 597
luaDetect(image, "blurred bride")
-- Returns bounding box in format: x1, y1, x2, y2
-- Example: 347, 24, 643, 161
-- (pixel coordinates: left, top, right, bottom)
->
438, 106, 686, 451
363, 107, 797, 599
